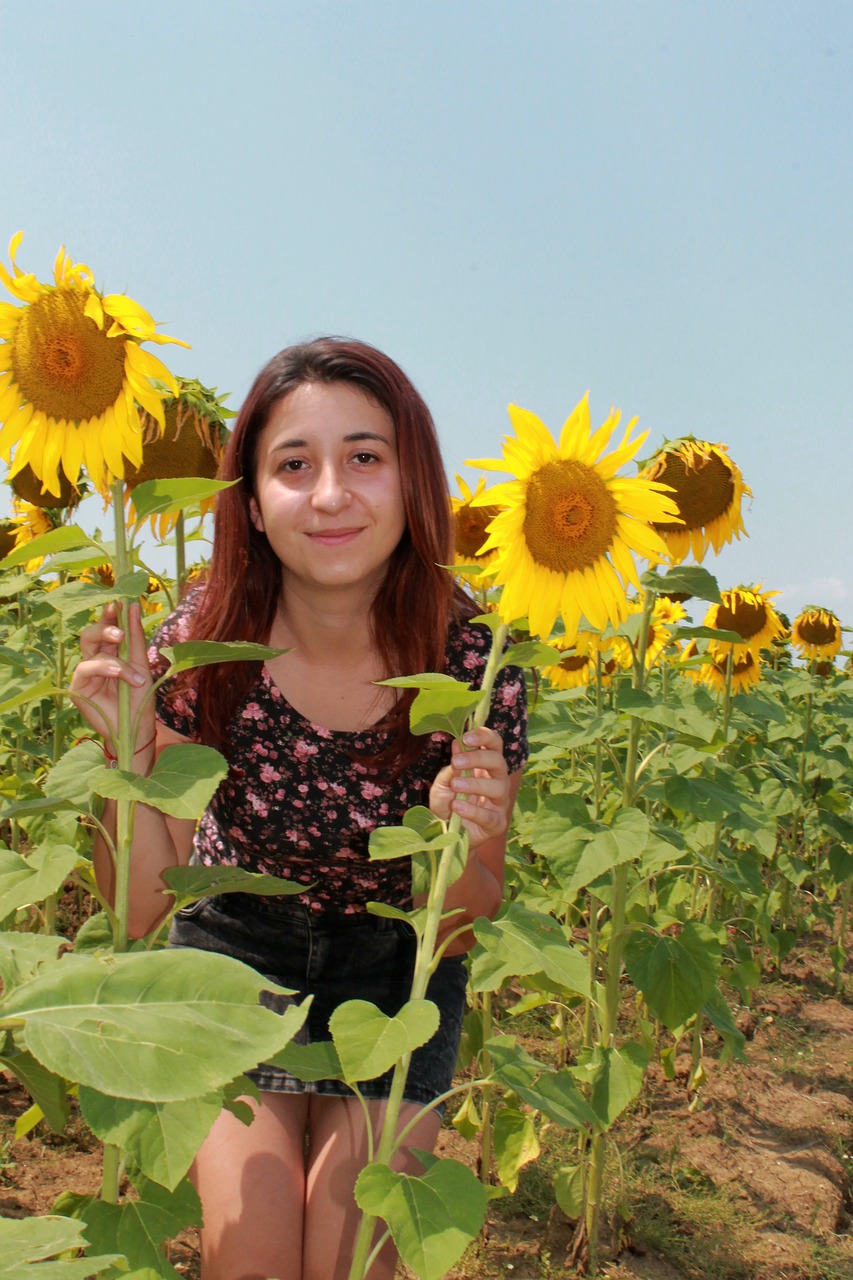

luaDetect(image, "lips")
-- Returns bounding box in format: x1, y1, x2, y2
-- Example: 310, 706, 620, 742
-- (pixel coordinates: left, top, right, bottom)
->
306, 527, 364, 545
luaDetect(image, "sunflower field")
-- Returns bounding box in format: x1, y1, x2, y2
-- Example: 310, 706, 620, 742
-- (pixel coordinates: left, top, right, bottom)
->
0, 237, 850, 1280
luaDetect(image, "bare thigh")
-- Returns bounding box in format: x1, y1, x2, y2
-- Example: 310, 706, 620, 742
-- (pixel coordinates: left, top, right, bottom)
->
303, 1096, 442, 1280
191, 1091, 309, 1280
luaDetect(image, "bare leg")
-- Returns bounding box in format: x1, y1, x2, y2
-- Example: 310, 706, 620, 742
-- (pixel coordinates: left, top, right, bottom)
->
192, 1092, 309, 1280
302, 1096, 442, 1280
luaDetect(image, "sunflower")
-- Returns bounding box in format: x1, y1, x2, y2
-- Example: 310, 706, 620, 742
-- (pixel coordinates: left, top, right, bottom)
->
541, 639, 618, 690
9, 462, 81, 511
791, 607, 843, 662
611, 596, 687, 670
126, 377, 231, 538
642, 438, 751, 564
704, 585, 786, 663
0, 233, 189, 498
7, 496, 57, 572
449, 474, 502, 587
681, 641, 763, 695
468, 396, 680, 642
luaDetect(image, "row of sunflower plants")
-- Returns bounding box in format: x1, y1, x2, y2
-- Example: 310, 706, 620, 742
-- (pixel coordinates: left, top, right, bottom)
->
425, 417, 851, 1274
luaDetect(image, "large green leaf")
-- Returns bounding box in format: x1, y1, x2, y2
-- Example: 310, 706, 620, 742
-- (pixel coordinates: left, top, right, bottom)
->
43, 740, 106, 809
0, 1046, 69, 1134
664, 774, 747, 822
546, 810, 650, 895
131, 477, 236, 521
0, 1216, 120, 1279
266, 1039, 343, 1080
470, 903, 589, 996
160, 640, 285, 675
330, 999, 439, 1084
355, 1158, 487, 1280
641, 565, 721, 603
0, 526, 102, 570
507, 1068, 599, 1130
0, 844, 79, 919
575, 1042, 649, 1130
0, 933, 63, 991
78, 1087, 224, 1191
624, 922, 723, 1031
57, 1176, 200, 1280
161, 864, 306, 909
498, 641, 563, 671
90, 745, 228, 819
0, 674, 57, 715
0, 949, 309, 1101
492, 1107, 540, 1192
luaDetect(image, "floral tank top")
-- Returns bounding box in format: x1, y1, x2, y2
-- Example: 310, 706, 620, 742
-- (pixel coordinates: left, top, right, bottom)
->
149, 602, 528, 913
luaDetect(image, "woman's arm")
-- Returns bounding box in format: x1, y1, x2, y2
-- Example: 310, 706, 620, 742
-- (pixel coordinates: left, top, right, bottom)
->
70, 602, 197, 938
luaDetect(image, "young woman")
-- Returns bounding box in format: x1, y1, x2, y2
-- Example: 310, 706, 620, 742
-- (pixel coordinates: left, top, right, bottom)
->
71, 338, 528, 1280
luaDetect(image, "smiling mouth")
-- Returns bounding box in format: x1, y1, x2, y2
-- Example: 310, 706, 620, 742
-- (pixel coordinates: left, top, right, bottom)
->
307, 528, 364, 543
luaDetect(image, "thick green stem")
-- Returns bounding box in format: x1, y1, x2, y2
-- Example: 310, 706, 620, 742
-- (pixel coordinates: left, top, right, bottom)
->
348, 625, 509, 1280
479, 991, 494, 1187
585, 591, 655, 1271
175, 510, 187, 601
100, 479, 135, 1207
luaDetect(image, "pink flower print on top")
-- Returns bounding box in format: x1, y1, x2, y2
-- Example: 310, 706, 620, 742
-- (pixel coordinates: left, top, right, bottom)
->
242, 703, 265, 721
260, 764, 280, 783
360, 780, 383, 801
293, 739, 319, 762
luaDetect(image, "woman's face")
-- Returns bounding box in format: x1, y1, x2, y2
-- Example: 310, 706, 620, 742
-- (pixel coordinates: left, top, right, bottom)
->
249, 381, 407, 602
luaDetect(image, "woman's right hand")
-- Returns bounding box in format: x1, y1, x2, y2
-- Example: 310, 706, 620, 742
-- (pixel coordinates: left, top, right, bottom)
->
70, 601, 155, 755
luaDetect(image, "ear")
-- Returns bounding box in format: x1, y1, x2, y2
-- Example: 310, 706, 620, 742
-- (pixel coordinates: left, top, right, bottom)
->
249, 496, 265, 533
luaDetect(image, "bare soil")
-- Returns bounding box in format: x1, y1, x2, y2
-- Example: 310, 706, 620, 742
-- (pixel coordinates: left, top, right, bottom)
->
1, 930, 851, 1280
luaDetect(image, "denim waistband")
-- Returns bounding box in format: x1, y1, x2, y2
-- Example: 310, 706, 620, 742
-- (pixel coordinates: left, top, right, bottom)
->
215, 892, 404, 931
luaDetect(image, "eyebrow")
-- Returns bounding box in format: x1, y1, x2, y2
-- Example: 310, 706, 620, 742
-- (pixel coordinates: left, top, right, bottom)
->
270, 431, 393, 451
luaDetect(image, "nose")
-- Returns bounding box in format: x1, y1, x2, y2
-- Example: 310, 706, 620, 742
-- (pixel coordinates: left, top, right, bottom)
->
311, 461, 351, 514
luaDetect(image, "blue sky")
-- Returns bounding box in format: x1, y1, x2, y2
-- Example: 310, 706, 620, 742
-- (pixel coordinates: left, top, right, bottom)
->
1, 1, 850, 627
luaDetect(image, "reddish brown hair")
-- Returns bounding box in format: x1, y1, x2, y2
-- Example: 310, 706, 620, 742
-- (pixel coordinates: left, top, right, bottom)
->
175, 337, 471, 765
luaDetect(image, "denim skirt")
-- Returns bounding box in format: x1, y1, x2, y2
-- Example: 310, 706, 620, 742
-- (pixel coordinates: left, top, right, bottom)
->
169, 892, 468, 1108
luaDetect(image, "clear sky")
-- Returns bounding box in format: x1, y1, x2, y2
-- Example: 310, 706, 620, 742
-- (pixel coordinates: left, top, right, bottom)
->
1, 1, 850, 627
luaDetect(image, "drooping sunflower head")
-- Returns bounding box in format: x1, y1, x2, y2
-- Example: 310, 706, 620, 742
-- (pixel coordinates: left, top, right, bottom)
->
642, 438, 751, 564
0, 234, 189, 498
126, 377, 232, 538
467, 395, 680, 642
9, 462, 82, 511
791, 606, 843, 662
681, 640, 763, 695
449, 474, 502, 586
704, 585, 786, 663
541, 638, 618, 690
7, 496, 59, 572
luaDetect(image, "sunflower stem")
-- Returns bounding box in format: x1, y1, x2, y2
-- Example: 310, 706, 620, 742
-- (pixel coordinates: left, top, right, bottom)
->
585, 589, 656, 1270
348, 624, 509, 1280
175, 509, 187, 601
109, 477, 133, 957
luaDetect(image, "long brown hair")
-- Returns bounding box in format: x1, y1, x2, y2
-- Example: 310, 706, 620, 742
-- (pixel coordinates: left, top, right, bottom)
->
174, 337, 472, 764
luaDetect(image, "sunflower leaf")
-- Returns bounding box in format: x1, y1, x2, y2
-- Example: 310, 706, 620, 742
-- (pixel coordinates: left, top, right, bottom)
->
0, 525, 103, 570
130, 478, 237, 520
160, 641, 286, 675
641, 566, 721, 603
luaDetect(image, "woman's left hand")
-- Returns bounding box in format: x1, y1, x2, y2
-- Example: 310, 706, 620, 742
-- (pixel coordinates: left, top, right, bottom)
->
429, 726, 510, 849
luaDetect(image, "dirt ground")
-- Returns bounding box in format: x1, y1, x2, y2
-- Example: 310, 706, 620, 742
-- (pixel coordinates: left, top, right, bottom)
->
1, 931, 851, 1280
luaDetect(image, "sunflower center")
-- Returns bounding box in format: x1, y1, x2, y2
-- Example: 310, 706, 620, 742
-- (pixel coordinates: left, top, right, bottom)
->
715, 597, 767, 639
652, 451, 735, 533
10, 290, 127, 423
559, 653, 589, 673
454, 503, 500, 559
523, 460, 618, 573
798, 614, 837, 645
